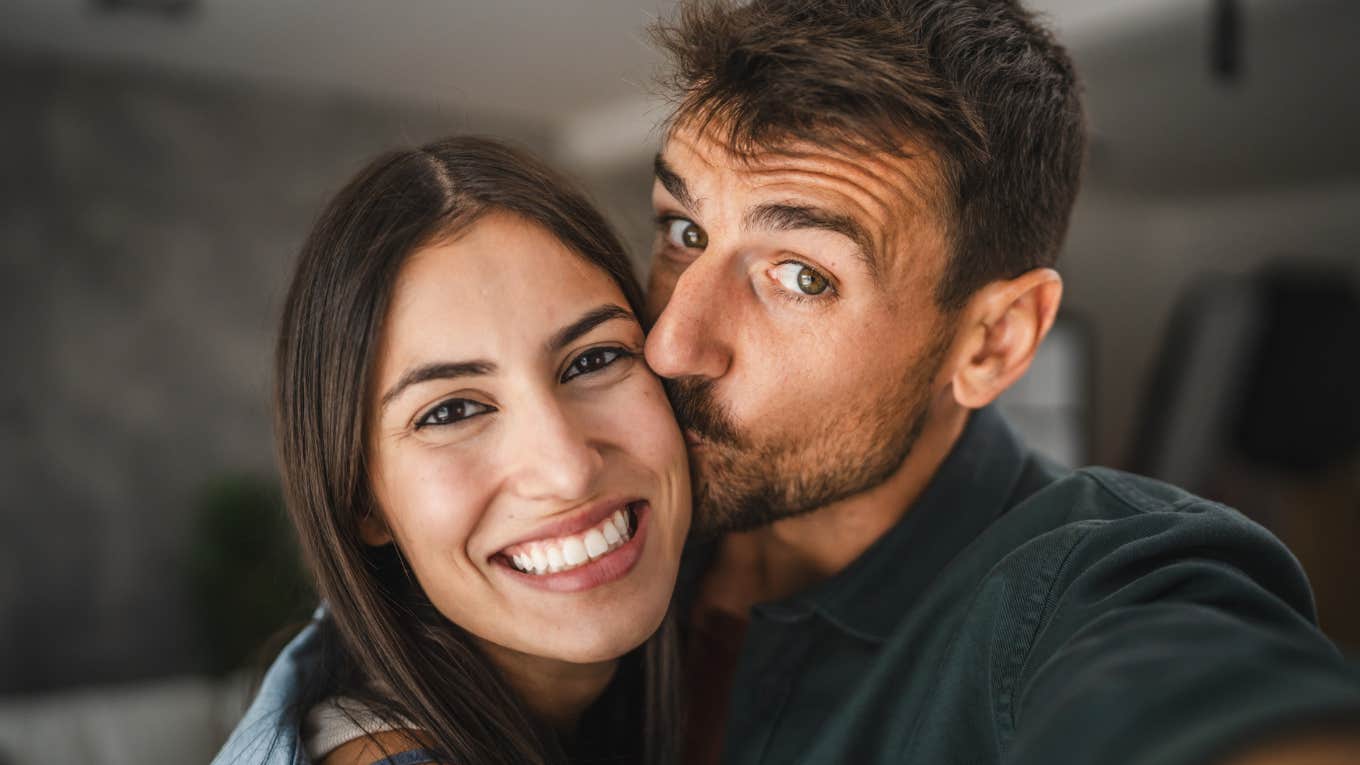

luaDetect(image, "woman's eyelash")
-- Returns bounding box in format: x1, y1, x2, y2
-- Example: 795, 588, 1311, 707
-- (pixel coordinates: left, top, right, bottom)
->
412, 347, 636, 430
561, 346, 637, 383
414, 399, 493, 430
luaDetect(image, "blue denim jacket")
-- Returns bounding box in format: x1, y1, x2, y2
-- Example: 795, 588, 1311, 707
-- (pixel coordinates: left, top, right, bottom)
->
212, 608, 326, 765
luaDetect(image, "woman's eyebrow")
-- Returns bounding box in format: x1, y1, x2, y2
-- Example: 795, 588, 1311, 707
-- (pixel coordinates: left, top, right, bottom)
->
379, 305, 633, 411
546, 303, 636, 353
380, 360, 496, 411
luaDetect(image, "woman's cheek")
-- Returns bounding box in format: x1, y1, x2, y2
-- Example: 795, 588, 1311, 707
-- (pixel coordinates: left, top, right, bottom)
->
391, 443, 494, 548
617, 374, 687, 465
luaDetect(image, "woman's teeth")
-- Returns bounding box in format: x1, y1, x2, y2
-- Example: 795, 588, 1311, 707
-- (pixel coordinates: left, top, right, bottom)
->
504, 507, 634, 576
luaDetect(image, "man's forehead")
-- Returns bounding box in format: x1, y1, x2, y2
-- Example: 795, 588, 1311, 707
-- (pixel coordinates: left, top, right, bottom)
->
658, 123, 941, 222
657, 124, 947, 286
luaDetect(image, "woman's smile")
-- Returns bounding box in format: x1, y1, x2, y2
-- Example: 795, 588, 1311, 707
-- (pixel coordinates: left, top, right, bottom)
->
495, 500, 649, 592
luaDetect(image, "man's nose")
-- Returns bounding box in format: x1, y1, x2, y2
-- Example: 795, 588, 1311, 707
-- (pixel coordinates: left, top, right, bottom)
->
644, 255, 734, 381
508, 398, 604, 503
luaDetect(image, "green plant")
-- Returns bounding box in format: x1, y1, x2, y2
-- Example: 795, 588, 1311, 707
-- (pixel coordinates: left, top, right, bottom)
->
187, 474, 315, 675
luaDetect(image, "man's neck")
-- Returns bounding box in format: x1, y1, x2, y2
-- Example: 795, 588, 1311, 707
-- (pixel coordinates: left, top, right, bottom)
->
700, 401, 971, 617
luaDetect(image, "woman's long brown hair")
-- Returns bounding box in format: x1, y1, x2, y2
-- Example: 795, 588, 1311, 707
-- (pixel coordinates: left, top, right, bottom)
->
273, 136, 680, 764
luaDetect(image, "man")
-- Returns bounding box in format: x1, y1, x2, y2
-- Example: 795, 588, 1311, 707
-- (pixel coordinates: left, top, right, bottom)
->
641, 1, 1360, 763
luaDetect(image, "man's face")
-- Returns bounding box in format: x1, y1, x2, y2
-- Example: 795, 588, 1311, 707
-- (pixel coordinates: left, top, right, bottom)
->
644, 122, 958, 536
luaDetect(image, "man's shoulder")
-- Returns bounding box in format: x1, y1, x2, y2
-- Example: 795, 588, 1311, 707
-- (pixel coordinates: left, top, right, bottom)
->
1017, 463, 1253, 528
974, 463, 1306, 599
989, 464, 1315, 619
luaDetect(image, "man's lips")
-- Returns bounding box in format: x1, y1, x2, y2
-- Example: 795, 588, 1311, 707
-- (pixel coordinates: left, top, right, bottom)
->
684, 428, 704, 447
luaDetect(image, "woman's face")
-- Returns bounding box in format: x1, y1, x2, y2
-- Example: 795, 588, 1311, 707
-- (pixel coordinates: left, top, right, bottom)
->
366, 212, 690, 666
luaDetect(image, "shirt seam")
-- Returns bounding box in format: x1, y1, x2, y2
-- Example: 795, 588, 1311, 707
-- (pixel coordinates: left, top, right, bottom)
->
1000, 482, 1268, 742
894, 524, 1088, 762
1080, 467, 1205, 517
999, 524, 1094, 746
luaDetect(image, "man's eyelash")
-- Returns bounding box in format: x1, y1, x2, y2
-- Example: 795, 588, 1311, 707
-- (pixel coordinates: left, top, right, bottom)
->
770, 261, 839, 303
774, 289, 835, 306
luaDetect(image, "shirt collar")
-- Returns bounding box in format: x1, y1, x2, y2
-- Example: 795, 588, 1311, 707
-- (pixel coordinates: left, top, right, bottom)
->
774, 406, 1034, 642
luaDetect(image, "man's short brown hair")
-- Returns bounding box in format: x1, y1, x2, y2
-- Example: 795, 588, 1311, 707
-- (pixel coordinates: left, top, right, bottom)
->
652, 0, 1086, 310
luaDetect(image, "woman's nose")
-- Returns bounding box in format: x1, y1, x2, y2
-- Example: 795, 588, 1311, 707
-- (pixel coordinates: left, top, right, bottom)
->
507, 398, 605, 503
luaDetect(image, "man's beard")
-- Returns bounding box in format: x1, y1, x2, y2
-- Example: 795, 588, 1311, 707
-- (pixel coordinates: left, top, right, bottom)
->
665, 336, 949, 538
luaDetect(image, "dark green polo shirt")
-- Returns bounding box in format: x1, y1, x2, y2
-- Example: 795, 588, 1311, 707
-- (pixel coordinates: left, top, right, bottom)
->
679, 407, 1360, 764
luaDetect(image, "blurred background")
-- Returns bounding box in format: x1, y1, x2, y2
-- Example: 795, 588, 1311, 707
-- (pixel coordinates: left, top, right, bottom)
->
0, 0, 1357, 761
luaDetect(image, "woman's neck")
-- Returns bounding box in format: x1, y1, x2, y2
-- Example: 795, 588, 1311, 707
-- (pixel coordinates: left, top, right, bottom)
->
476, 640, 619, 734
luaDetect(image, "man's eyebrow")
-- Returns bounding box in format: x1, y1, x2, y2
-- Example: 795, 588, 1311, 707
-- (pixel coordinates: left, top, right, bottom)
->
380, 360, 496, 411
745, 202, 881, 281
653, 154, 700, 213
548, 303, 636, 353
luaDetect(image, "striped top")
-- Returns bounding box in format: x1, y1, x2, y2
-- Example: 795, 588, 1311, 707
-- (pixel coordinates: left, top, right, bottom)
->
303, 696, 433, 764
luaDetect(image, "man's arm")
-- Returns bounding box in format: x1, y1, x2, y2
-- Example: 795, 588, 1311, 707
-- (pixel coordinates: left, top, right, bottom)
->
1220, 733, 1360, 765
1002, 495, 1360, 765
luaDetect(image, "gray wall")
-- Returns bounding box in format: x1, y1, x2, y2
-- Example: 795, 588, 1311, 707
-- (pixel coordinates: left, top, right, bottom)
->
0, 48, 549, 692
1058, 0, 1360, 465
1064, 183, 1360, 466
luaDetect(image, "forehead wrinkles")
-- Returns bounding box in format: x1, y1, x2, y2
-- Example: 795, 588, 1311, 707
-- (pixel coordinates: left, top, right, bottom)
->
751, 143, 937, 223
744, 156, 912, 272
668, 125, 945, 289
748, 151, 949, 307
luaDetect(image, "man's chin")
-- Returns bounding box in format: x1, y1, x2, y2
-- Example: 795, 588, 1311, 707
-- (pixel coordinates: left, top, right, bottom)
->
688, 470, 823, 538
687, 428, 925, 538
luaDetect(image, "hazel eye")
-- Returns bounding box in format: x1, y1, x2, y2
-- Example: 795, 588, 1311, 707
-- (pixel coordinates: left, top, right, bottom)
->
561, 346, 632, 383
663, 218, 708, 250
770, 261, 831, 296
417, 399, 492, 429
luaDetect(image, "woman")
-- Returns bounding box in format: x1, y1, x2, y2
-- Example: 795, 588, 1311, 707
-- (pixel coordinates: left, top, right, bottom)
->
213, 136, 690, 765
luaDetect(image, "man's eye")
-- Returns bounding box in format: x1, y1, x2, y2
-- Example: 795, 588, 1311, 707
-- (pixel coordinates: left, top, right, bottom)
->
561, 346, 632, 383
416, 399, 492, 429
770, 261, 832, 296
662, 217, 708, 250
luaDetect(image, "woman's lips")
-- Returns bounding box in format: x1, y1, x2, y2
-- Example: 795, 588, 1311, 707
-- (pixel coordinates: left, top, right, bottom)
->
494, 502, 649, 593
502, 505, 633, 575
494, 495, 639, 552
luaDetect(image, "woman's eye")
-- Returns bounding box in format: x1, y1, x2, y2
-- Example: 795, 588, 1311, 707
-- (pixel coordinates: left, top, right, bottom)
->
416, 399, 492, 429
770, 261, 832, 297
561, 347, 631, 382
663, 217, 708, 250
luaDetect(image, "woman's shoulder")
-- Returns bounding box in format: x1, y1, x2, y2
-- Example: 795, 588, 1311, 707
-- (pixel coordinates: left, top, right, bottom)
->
304, 695, 422, 761
211, 609, 329, 765
212, 606, 437, 765
315, 727, 435, 765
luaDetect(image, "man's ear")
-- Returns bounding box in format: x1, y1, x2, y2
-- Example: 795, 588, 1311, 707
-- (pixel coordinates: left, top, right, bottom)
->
950, 268, 1063, 409
358, 509, 394, 547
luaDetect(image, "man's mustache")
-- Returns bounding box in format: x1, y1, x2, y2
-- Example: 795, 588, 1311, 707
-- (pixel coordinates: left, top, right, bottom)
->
663, 377, 742, 446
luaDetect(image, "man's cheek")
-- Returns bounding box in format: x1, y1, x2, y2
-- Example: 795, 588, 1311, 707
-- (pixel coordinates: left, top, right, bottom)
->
645, 264, 679, 323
